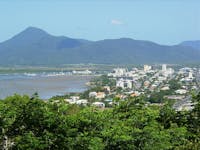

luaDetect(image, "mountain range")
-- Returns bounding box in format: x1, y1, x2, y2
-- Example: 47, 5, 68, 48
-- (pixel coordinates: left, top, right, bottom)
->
180, 40, 200, 50
0, 27, 200, 65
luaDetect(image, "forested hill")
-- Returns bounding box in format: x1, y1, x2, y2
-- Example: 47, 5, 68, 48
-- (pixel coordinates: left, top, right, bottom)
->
0, 27, 200, 65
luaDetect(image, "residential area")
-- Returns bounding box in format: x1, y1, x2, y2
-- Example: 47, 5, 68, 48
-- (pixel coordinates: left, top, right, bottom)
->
51, 64, 200, 111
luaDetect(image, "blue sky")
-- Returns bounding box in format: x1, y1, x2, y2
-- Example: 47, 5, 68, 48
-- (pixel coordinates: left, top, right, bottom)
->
0, 0, 199, 45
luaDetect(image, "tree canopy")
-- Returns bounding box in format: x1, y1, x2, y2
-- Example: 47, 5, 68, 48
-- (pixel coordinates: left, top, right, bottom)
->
0, 94, 200, 149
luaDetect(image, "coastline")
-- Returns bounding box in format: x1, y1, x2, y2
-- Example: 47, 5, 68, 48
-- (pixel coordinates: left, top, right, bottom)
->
0, 74, 95, 99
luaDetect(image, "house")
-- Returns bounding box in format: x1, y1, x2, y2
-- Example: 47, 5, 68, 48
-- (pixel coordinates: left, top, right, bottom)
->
130, 91, 140, 97
89, 92, 97, 98
64, 99, 76, 104
175, 89, 187, 94
76, 99, 88, 106
164, 95, 185, 100
144, 81, 150, 87
176, 102, 194, 111
161, 86, 170, 91
96, 92, 106, 99
70, 96, 80, 101
158, 76, 167, 81
115, 94, 126, 99
92, 102, 105, 108
104, 86, 111, 93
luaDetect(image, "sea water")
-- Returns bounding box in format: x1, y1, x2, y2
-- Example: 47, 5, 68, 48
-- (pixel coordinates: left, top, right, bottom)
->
0, 73, 93, 99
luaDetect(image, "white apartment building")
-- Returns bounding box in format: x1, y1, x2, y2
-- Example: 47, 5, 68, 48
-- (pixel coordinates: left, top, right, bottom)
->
116, 78, 133, 89
144, 65, 152, 72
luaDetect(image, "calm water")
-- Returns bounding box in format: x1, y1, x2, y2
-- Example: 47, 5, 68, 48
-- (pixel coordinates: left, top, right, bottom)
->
0, 73, 93, 99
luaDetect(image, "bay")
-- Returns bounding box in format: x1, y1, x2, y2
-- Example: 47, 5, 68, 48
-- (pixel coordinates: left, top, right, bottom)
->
0, 73, 93, 99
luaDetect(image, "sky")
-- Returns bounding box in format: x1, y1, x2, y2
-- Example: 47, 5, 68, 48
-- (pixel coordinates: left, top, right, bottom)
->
0, 0, 199, 45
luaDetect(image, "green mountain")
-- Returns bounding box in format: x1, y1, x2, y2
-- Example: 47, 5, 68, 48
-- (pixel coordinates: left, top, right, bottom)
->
0, 27, 199, 65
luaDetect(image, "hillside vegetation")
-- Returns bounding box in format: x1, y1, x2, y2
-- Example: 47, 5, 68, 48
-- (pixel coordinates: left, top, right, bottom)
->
0, 93, 200, 149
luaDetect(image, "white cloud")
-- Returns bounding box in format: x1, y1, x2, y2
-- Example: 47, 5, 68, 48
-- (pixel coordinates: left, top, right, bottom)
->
110, 19, 124, 25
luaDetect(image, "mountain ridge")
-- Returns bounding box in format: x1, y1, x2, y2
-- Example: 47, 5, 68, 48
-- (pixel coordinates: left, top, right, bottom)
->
179, 40, 200, 50
0, 27, 199, 65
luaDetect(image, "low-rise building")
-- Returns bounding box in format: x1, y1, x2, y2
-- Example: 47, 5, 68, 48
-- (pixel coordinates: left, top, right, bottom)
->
161, 86, 170, 91
144, 81, 150, 87
64, 99, 76, 104
164, 95, 185, 100
104, 86, 111, 93
92, 102, 105, 108
96, 92, 106, 99
108, 68, 127, 77
116, 78, 133, 89
72, 70, 92, 75
76, 99, 88, 106
89, 92, 97, 98
175, 89, 187, 95
70, 96, 80, 101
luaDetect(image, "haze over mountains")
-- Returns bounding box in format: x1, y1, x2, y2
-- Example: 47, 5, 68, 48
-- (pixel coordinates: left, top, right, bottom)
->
0, 27, 200, 66
180, 40, 200, 50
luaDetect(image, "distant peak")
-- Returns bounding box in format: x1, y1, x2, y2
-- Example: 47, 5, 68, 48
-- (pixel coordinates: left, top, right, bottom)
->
26, 26, 40, 30
119, 38, 134, 40
23, 26, 47, 34
8, 26, 51, 42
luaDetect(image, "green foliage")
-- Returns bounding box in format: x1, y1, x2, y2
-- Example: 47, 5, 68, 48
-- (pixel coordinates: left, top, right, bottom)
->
0, 94, 200, 149
91, 75, 115, 87
168, 79, 181, 91
148, 90, 172, 103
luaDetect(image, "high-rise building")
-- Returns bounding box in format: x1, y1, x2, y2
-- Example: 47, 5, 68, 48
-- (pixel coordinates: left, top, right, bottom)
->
188, 72, 193, 79
162, 64, 167, 72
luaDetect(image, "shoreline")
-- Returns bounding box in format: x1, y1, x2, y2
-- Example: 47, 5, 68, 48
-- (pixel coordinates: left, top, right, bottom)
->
0, 74, 95, 99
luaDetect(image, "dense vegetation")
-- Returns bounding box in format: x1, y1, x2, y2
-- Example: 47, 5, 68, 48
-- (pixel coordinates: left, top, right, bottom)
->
0, 93, 200, 149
